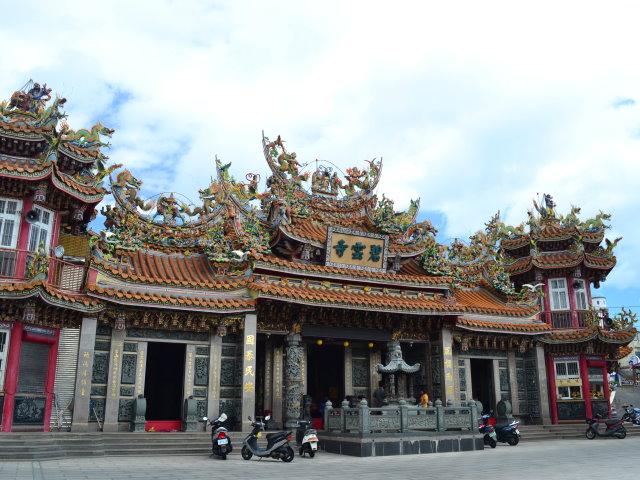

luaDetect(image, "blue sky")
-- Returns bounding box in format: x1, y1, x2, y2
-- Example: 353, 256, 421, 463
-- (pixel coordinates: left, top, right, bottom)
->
1, 0, 639, 318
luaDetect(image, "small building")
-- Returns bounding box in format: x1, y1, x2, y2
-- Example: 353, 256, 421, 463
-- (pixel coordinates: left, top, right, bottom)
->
0, 84, 634, 432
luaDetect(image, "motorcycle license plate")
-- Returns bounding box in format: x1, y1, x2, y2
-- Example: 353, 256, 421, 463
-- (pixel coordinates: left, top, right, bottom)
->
515, 429, 520, 435
217, 438, 229, 445
310, 442, 318, 450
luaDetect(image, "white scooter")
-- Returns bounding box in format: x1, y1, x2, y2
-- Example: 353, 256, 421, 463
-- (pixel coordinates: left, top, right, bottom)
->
241, 415, 295, 462
296, 419, 318, 457
202, 413, 232, 460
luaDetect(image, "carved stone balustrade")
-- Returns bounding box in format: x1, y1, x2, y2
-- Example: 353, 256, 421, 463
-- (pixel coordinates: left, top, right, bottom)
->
324, 398, 479, 435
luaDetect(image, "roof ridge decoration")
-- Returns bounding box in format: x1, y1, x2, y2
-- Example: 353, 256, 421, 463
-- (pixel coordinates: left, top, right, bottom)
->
494, 194, 621, 263
1, 81, 116, 193
262, 133, 382, 208
418, 211, 542, 308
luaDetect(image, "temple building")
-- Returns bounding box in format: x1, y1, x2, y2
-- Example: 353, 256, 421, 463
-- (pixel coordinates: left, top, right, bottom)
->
0, 84, 635, 432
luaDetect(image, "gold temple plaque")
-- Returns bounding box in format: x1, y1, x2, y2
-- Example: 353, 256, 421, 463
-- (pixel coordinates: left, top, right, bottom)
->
325, 227, 389, 273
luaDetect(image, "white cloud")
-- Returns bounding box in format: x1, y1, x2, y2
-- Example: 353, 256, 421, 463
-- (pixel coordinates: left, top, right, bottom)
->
2, 0, 640, 308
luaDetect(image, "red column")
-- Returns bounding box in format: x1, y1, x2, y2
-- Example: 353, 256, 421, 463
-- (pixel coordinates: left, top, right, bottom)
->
580, 354, 592, 419
546, 355, 558, 424
2, 322, 23, 432
42, 329, 60, 432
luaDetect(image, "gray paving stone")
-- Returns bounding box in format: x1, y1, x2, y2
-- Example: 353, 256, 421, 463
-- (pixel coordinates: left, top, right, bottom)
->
0, 438, 636, 479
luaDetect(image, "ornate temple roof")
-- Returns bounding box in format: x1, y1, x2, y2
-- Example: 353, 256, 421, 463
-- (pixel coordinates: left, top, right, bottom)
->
613, 345, 633, 360
254, 255, 451, 288
78, 131, 544, 334
454, 317, 550, 334
538, 324, 636, 345
1, 85, 634, 346
0, 278, 102, 312
0, 81, 112, 224
504, 250, 616, 275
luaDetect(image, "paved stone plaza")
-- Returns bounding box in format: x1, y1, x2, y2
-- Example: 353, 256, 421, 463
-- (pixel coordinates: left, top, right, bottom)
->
0, 438, 637, 480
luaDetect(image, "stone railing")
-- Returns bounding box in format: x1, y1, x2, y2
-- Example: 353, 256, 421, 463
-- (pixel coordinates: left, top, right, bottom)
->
324, 399, 479, 435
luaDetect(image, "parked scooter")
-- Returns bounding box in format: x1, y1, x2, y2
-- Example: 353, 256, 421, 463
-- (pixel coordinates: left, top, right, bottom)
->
482, 413, 520, 445
586, 414, 626, 439
296, 419, 319, 457
622, 405, 640, 426
202, 413, 232, 460
478, 416, 497, 448
241, 416, 295, 462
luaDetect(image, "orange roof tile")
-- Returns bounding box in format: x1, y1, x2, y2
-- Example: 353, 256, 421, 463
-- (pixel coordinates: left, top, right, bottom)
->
455, 317, 550, 333
93, 250, 246, 289
539, 324, 637, 344
453, 288, 539, 317
0, 119, 53, 136
54, 168, 107, 196
86, 282, 254, 312
504, 251, 615, 275
249, 277, 453, 314
0, 278, 101, 309
250, 278, 534, 317
0, 155, 51, 175
255, 254, 451, 287
614, 345, 633, 360
59, 143, 100, 160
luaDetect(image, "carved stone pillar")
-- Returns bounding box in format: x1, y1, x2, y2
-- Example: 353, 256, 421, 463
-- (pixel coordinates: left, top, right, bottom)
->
284, 333, 303, 428
263, 339, 273, 414
440, 328, 455, 403
272, 343, 284, 427
240, 313, 257, 431
344, 346, 353, 397
207, 333, 222, 420
103, 318, 126, 432
71, 316, 97, 432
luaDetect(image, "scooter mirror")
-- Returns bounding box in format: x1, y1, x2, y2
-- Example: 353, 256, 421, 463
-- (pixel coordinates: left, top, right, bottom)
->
202, 417, 208, 421
265, 415, 271, 421
248, 416, 252, 421
219, 413, 227, 422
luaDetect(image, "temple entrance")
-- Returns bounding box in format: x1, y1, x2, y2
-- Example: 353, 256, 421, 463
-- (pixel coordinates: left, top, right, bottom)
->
470, 358, 495, 414
306, 343, 344, 409
144, 342, 185, 422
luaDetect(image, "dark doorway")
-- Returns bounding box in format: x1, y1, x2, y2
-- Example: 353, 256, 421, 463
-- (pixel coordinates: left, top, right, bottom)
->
470, 358, 495, 414
306, 343, 344, 407
144, 342, 185, 420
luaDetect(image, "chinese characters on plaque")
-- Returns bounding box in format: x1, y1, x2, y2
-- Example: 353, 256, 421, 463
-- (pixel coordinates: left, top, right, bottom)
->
243, 334, 255, 393
325, 227, 389, 273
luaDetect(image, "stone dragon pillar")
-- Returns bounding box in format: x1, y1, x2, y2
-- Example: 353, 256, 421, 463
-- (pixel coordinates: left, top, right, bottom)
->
283, 333, 304, 428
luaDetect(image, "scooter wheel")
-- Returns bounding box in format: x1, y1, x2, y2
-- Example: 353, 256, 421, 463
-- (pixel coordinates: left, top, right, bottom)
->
617, 430, 627, 439
241, 446, 253, 460
488, 438, 497, 449
221, 453, 227, 460
306, 446, 316, 458
507, 434, 519, 446
586, 429, 596, 440
281, 446, 295, 462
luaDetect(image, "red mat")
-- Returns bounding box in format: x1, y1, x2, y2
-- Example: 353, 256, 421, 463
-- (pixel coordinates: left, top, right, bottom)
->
145, 420, 182, 432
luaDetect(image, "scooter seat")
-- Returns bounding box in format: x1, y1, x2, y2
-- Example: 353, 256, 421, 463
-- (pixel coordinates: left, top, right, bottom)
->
266, 432, 285, 441
605, 419, 620, 426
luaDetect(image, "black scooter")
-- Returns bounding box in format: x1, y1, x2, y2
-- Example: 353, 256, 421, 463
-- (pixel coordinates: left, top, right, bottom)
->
586, 414, 626, 439
202, 413, 232, 460
241, 415, 295, 462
